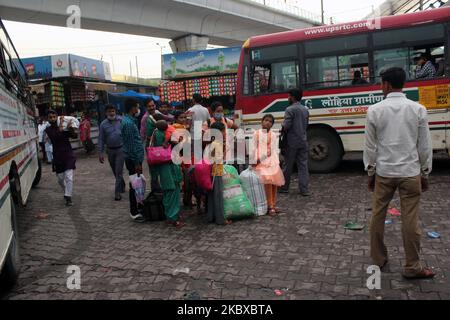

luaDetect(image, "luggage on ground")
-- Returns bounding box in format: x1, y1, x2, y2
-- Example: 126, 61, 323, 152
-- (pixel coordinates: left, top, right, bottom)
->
222, 165, 255, 220
240, 167, 267, 216
143, 192, 166, 221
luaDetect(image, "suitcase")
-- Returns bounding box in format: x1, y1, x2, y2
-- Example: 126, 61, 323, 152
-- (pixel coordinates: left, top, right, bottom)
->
143, 192, 166, 221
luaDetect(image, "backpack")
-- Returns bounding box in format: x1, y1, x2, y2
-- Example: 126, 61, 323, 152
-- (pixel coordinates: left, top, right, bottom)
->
143, 192, 166, 221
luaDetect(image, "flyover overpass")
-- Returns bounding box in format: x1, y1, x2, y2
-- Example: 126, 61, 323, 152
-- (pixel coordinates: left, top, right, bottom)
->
0, 0, 320, 52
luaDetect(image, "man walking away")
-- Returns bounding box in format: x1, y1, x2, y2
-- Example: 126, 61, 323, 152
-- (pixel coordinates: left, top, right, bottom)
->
364, 67, 434, 279
279, 88, 310, 196
121, 98, 146, 223
98, 104, 125, 201
45, 110, 77, 206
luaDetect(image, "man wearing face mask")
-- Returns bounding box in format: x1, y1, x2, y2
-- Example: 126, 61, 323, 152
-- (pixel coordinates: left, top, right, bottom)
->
45, 110, 78, 207
98, 104, 125, 201
121, 98, 145, 222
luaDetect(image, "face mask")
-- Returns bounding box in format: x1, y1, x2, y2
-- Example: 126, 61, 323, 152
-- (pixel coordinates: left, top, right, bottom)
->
49, 120, 57, 126
213, 113, 223, 121
134, 109, 141, 118
107, 115, 116, 121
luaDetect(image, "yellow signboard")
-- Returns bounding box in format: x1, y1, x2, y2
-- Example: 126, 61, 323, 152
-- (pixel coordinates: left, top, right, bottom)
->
419, 84, 450, 109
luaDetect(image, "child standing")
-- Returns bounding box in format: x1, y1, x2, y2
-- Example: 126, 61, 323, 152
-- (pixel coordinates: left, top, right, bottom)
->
150, 120, 185, 228
253, 114, 285, 217
206, 122, 232, 225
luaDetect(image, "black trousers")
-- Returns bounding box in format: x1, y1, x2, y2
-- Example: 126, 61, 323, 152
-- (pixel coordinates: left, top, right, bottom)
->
125, 158, 142, 216
39, 142, 46, 161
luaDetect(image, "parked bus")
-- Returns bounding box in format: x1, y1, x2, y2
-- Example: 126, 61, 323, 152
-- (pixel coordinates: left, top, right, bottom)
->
236, 6, 450, 173
0, 18, 41, 286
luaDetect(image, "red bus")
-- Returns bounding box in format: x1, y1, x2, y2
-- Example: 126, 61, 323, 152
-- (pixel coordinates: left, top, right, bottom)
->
236, 6, 450, 172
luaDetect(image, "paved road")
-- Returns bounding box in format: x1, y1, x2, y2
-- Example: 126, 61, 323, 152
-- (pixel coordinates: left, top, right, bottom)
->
2, 151, 450, 300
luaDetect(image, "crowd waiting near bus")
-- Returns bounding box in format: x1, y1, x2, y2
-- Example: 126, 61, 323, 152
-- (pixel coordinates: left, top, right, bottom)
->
37, 66, 436, 280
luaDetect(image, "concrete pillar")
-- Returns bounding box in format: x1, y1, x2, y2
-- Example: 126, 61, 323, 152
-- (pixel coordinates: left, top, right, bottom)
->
169, 34, 209, 53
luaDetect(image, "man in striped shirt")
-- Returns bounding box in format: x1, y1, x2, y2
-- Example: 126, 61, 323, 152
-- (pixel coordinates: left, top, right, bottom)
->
415, 53, 436, 80
121, 98, 145, 222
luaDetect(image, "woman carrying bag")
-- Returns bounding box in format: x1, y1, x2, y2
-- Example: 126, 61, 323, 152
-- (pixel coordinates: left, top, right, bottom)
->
147, 120, 185, 228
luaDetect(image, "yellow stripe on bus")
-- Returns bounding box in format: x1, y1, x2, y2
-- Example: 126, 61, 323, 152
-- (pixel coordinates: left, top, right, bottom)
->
0, 145, 27, 166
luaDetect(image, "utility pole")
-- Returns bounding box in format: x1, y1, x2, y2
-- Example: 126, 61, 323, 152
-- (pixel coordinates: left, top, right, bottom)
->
129, 60, 132, 78
321, 0, 325, 24
111, 56, 115, 74
419, 0, 423, 10
135, 56, 139, 79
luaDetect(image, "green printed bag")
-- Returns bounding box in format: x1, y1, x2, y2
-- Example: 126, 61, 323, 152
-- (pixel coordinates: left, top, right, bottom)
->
222, 165, 255, 220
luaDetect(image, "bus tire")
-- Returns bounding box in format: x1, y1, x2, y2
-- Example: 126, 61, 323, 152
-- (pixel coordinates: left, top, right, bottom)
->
0, 198, 21, 288
9, 169, 22, 206
307, 127, 343, 173
32, 158, 42, 187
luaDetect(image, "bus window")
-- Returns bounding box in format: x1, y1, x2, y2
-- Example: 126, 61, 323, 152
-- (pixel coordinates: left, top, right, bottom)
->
305, 34, 367, 56
252, 61, 298, 94
374, 44, 445, 81
373, 24, 444, 47
270, 61, 298, 92
306, 53, 369, 88
306, 56, 338, 88
374, 48, 410, 80
251, 44, 297, 62
253, 65, 271, 94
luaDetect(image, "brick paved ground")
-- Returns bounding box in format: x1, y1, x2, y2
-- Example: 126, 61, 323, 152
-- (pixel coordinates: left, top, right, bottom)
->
1, 150, 449, 300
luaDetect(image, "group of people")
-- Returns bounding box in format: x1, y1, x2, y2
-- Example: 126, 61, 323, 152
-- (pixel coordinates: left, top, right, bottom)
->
105, 91, 310, 228
40, 90, 311, 225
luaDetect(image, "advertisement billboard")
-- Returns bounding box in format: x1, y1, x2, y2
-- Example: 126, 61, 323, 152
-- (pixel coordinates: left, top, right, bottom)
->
162, 46, 241, 79
21, 56, 53, 80
69, 54, 106, 80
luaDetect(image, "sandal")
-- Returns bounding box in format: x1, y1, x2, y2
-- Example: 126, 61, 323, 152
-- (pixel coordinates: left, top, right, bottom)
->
174, 221, 186, 229
224, 220, 233, 225
268, 208, 277, 217
403, 267, 435, 279
274, 208, 282, 214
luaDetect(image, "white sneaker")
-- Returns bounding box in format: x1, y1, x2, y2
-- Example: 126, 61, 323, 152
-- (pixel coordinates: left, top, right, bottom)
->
130, 212, 145, 223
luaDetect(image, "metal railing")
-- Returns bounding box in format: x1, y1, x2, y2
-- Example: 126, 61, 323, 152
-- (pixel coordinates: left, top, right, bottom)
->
247, 0, 323, 24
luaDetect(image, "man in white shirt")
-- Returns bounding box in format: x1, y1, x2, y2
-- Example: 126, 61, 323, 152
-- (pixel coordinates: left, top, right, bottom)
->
37, 117, 49, 162
364, 67, 434, 279
187, 94, 210, 133
187, 94, 210, 162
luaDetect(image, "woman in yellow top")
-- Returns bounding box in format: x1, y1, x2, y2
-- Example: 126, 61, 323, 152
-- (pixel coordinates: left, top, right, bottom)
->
202, 101, 238, 131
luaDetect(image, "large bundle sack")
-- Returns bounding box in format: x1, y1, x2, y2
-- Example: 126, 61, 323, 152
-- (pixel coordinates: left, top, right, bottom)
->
239, 167, 267, 216
57, 116, 80, 130
222, 165, 255, 220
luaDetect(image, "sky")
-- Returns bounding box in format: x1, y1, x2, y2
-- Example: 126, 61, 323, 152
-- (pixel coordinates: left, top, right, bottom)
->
3, 0, 386, 79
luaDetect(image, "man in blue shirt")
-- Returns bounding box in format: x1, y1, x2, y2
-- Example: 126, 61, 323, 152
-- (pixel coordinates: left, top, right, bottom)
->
121, 98, 145, 222
98, 104, 125, 201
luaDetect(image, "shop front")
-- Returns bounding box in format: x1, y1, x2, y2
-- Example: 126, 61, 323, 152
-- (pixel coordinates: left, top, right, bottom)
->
160, 46, 240, 119
23, 54, 115, 149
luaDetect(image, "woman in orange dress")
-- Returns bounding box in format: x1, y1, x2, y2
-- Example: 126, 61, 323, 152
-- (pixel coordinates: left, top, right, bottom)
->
252, 114, 285, 216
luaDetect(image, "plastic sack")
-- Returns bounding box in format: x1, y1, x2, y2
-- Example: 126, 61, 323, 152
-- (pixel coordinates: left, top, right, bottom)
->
57, 116, 80, 130
129, 174, 146, 204
240, 167, 267, 216
222, 165, 255, 220
194, 160, 213, 192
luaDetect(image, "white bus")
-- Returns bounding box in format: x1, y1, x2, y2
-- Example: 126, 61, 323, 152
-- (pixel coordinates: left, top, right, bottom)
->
0, 18, 41, 287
